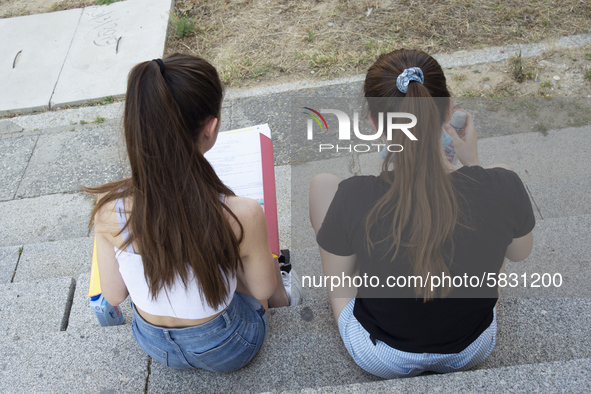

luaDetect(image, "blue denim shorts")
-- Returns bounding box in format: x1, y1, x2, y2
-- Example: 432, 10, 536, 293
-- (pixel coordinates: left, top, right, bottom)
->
131, 292, 268, 372
338, 299, 496, 379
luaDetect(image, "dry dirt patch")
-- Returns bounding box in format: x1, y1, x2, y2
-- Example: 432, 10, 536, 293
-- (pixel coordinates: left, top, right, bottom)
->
166, 0, 591, 88
446, 46, 591, 98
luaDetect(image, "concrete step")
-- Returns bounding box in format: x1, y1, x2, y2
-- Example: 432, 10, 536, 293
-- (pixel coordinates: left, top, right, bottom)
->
0, 277, 75, 336
2, 263, 589, 392
0, 193, 94, 248
12, 237, 93, 284
68, 273, 132, 333
503, 214, 591, 298
0, 274, 145, 393
289, 358, 591, 393
0, 245, 20, 283
145, 298, 591, 393
1, 121, 128, 200
0, 323, 147, 393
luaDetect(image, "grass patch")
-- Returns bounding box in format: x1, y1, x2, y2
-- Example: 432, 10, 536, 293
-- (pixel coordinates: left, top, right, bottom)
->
96, 0, 120, 5
462, 91, 479, 97
584, 71, 591, 81
94, 116, 106, 124
172, 15, 194, 39
534, 122, 549, 136
99, 96, 114, 105
80, 120, 88, 125
164, 0, 591, 87
49, 3, 67, 12
510, 51, 535, 83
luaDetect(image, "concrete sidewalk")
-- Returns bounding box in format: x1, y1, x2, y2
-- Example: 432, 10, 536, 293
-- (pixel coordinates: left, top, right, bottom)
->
1, 32, 591, 392
0, 0, 172, 115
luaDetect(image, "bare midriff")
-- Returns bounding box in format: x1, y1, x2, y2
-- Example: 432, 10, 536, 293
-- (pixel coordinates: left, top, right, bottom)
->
135, 305, 223, 328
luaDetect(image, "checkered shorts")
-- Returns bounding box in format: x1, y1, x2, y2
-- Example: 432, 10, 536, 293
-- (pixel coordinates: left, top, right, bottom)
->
338, 299, 497, 379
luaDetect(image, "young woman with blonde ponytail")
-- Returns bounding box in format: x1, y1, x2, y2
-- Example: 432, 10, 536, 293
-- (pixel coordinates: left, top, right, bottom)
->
309, 49, 534, 378
85, 54, 301, 372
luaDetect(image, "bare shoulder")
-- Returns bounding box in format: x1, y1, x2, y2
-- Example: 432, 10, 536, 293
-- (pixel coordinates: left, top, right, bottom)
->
94, 193, 123, 242
485, 163, 515, 172
224, 196, 265, 224
95, 193, 117, 226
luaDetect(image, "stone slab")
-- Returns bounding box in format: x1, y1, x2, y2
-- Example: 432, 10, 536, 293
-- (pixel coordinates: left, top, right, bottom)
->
148, 297, 591, 393
0, 193, 94, 247
148, 299, 380, 393
477, 125, 591, 185
16, 123, 129, 197
0, 135, 37, 201
483, 298, 591, 369
0, 246, 20, 284
13, 237, 94, 283
0, 120, 23, 135
68, 273, 133, 333
528, 176, 591, 219
503, 214, 591, 298
0, 277, 74, 336
0, 9, 82, 115
10, 102, 124, 133
0, 329, 147, 393
50, 0, 173, 107
294, 358, 591, 393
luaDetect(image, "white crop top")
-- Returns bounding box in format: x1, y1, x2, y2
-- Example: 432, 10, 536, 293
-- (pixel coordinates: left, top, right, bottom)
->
114, 197, 237, 319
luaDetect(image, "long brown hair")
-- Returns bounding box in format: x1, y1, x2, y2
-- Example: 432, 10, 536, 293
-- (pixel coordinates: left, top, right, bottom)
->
84, 53, 242, 309
364, 49, 457, 301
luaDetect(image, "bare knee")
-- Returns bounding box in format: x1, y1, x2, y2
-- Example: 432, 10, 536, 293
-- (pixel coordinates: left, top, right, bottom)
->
486, 163, 515, 172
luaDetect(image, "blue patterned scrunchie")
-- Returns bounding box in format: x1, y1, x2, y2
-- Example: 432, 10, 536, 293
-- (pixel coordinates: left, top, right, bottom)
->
396, 67, 424, 93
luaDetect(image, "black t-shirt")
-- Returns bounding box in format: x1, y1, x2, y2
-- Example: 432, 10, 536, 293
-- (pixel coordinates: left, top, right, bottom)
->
317, 166, 535, 353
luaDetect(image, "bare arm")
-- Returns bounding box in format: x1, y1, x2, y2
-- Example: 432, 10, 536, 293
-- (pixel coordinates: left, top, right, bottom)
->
319, 248, 358, 322
94, 199, 129, 306
232, 197, 277, 302
505, 231, 534, 262
481, 164, 535, 262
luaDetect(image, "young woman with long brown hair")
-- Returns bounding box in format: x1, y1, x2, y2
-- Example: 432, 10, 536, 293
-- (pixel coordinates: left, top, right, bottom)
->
85, 53, 301, 371
309, 49, 534, 378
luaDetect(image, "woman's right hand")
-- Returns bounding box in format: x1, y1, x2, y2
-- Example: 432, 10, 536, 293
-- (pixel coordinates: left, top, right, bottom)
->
444, 109, 481, 167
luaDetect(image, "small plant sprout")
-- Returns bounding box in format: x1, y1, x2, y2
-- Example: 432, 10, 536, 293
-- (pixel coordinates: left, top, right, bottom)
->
173, 15, 194, 38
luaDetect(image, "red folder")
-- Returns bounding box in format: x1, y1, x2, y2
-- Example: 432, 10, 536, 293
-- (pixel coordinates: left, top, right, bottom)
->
260, 132, 280, 257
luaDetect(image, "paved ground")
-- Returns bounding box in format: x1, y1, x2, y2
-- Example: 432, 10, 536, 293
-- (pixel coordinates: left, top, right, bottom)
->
0, 0, 172, 114
0, 3, 590, 393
